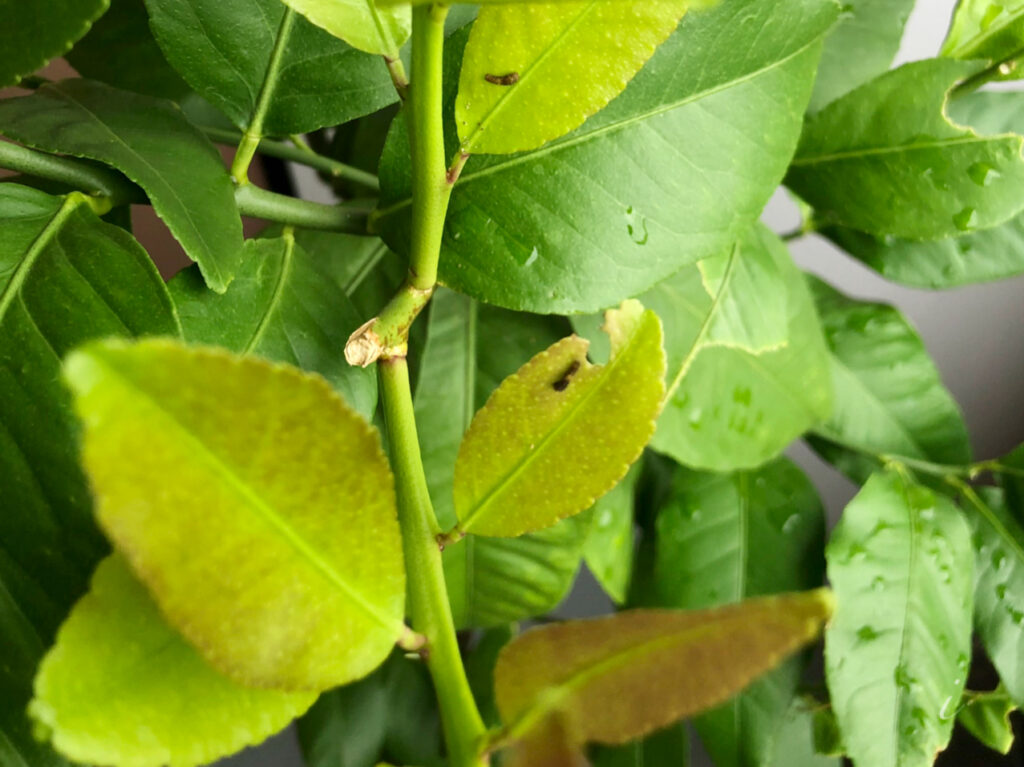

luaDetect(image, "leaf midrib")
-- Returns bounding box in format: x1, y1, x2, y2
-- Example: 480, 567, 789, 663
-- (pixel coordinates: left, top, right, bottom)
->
954, 6, 1024, 58
91, 353, 400, 635
790, 134, 1017, 166
243, 236, 294, 354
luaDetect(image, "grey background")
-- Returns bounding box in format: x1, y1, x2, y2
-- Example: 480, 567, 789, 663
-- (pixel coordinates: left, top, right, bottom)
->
226, 2, 1024, 764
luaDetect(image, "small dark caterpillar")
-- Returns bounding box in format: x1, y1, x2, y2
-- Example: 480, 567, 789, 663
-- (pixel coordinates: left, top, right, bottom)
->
485, 72, 520, 86
552, 360, 581, 392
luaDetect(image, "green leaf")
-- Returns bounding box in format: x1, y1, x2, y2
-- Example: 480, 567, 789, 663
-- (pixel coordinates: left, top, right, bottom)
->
807, 279, 971, 482
583, 463, 639, 605
376, 0, 839, 313
767, 700, 841, 767
453, 300, 665, 539
651, 458, 826, 767
456, 1, 698, 154
809, 0, 914, 111
957, 687, 1016, 755
590, 724, 690, 767
787, 58, 1024, 239
30, 556, 315, 767
0, 185, 179, 765
145, 0, 397, 135
942, 0, 1024, 62
465, 625, 517, 727
63, 339, 406, 690
587, 225, 831, 472
494, 590, 834, 749
297, 651, 444, 767
0, 79, 244, 292
822, 90, 1024, 288
413, 288, 589, 626
960, 487, 1024, 706
65, 0, 191, 100
168, 234, 377, 419
0, 0, 109, 87
825, 471, 974, 767
277, 0, 410, 57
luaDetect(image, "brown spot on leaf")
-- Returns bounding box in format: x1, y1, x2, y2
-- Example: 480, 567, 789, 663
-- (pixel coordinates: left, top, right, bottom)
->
552, 361, 581, 392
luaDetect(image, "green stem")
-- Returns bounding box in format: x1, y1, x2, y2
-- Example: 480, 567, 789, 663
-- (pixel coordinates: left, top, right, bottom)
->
385, 55, 410, 100
379, 358, 487, 767
232, 8, 299, 184
0, 140, 141, 204
203, 127, 381, 190
233, 184, 372, 232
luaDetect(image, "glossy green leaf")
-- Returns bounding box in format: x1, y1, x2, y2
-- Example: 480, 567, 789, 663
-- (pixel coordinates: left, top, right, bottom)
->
652, 458, 826, 767
63, 339, 406, 690
277, 0, 410, 57
591, 724, 690, 767
809, 0, 914, 111
787, 58, 1024, 239
960, 487, 1024, 706
584, 463, 639, 605
942, 0, 1024, 62
823, 90, 1024, 288
145, 0, 396, 134
413, 288, 589, 626
66, 0, 190, 99
456, 1, 698, 154
0, 185, 179, 766
0, 79, 244, 292
377, 0, 839, 313
494, 590, 834, 748
297, 651, 444, 767
0, 0, 108, 87
767, 700, 841, 767
584, 226, 831, 472
957, 687, 1016, 755
30, 556, 315, 767
825, 471, 974, 767
453, 300, 665, 539
807, 279, 971, 482
168, 234, 377, 419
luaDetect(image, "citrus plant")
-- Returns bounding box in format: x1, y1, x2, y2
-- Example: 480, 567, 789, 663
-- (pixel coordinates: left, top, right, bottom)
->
1, 0, 1023, 766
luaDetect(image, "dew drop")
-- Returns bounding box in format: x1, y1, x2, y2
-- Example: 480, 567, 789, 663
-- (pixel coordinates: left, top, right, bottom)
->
857, 625, 878, 641
953, 207, 978, 232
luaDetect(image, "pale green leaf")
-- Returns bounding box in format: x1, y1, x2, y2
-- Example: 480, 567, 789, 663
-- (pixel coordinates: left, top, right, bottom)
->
144, 0, 396, 134
413, 288, 590, 626
823, 90, 1024, 288
0, 79, 244, 292
377, 0, 840, 313
807, 279, 971, 482
63, 339, 406, 690
456, 1, 697, 154
957, 687, 1016, 755
825, 471, 974, 767
942, 0, 1024, 62
0, 185, 179, 766
652, 458, 826, 767
278, 0, 410, 57
787, 58, 1024, 239
494, 590, 834, 748
767, 700, 841, 767
0, 0, 108, 88
583, 463, 640, 605
168, 234, 377, 419
30, 556, 315, 767
453, 300, 665, 538
809, 0, 914, 111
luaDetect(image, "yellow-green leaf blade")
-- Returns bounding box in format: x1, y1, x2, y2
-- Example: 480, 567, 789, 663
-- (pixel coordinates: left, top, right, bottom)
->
30, 556, 316, 767
494, 590, 834, 748
63, 339, 405, 691
453, 300, 665, 538
279, 0, 410, 57
455, 1, 703, 155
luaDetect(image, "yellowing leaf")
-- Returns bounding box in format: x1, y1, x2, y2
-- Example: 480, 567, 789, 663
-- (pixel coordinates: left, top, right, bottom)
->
456, 1, 705, 155
63, 339, 406, 691
453, 300, 665, 538
279, 0, 410, 58
493, 590, 834, 752
30, 556, 315, 767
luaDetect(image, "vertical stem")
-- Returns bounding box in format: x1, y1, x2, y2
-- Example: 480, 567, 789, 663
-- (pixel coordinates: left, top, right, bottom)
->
380, 358, 487, 767
232, 8, 298, 184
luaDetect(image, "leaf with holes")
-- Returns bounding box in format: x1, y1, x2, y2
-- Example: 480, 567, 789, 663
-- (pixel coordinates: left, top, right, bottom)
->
63, 339, 406, 690
957, 687, 1016, 755
825, 471, 973, 767
452, 300, 664, 539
